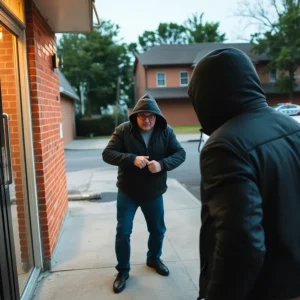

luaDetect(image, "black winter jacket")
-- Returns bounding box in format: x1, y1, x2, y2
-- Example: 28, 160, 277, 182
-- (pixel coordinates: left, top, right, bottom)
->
188, 48, 300, 300
102, 94, 186, 201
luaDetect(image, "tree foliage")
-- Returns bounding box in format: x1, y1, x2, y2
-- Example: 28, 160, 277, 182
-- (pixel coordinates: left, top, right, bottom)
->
237, 0, 300, 100
58, 21, 134, 115
185, 13, 226, 43
137, 13, 226, 51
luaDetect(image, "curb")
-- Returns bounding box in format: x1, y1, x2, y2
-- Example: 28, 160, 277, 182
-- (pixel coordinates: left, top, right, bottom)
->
169, 179, 201, 206
68, 193, 102, 201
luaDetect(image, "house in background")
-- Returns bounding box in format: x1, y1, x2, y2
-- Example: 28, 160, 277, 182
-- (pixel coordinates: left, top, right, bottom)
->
59, 70, 79, 145
134, 43, 300, 126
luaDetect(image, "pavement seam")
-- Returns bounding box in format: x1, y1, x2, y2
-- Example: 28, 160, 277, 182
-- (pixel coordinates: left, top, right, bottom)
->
83, 170, 94, 193
50, 259, 195, 273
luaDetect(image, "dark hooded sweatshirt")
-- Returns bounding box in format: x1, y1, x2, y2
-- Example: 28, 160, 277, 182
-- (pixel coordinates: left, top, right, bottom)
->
102, 94, 186, 201
188, 48, 300, 300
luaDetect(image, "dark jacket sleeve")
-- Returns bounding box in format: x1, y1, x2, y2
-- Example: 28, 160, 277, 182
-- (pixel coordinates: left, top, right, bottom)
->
159, 127, 186, 171
102, 126, 136, 167
200, 143, 265, 300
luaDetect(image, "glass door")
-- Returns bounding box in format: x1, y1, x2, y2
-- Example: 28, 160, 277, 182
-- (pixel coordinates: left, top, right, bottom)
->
0, 80, 19, 300
0, 23, 35, 297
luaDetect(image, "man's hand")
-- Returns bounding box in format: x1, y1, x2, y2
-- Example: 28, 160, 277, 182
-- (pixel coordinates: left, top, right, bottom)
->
134, 156, 149, 169
147, 160, 162, 173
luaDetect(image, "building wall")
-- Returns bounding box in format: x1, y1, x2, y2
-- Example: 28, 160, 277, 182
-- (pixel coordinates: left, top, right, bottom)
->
156, 99, 198, 126
134, 61, 146, 101
25, 0, 68, 269
255, 63, 270, 83
60, 95, 75, 145
147, 66, 193, 88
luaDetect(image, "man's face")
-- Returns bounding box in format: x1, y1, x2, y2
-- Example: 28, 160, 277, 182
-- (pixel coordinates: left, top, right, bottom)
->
137, 113, 156, 131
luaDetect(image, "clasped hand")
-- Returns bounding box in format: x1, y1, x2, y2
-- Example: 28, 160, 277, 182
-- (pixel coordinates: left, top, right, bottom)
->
134, 156, 161, 173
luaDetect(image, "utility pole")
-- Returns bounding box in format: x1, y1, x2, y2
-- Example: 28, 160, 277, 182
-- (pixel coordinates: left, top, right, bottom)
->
115, 76, 120, 128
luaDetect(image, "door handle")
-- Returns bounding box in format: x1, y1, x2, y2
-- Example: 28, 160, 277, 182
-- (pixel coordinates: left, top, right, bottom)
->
2, 114, 13, 185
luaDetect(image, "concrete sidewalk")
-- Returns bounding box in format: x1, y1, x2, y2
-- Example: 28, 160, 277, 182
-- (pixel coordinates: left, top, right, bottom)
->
65, 133, 201, 150
32, 168, 201, 300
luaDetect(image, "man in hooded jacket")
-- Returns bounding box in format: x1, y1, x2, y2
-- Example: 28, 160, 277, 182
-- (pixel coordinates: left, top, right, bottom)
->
102, 94, 186, 294
188, 48, 300, 300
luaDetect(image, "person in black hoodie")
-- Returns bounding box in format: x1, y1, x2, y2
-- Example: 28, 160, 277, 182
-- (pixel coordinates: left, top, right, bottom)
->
188, 48, 300, 300
102, 93, 186, 294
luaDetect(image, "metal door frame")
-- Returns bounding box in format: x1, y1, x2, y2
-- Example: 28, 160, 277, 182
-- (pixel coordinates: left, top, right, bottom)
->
0, 82, 19, 300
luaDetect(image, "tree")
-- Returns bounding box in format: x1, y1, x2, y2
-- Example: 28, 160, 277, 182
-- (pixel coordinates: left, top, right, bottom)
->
138, 23, 188, 51
136, 14, 226, 51
58, 20, 134, 115
184, 13, 226, 43
237, 0, 300, 101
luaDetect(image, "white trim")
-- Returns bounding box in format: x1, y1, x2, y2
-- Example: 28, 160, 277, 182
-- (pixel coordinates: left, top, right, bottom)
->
60, 87, 79, 101
180, 71, 189, 86
156, 72, 166, 87
269, 69, 278, 82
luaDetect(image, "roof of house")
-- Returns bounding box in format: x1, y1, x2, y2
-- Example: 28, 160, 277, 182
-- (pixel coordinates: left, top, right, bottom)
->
145, 87, 188, 100
146, 83, 300, 100
58, 69, 80, 101
136, 43, 269, 68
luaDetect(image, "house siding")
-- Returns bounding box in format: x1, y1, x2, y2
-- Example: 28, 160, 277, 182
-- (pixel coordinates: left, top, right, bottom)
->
156, 99, 198, 126
147, 67, 193, 88
60, 95, 75, 145
134, 61, 146, 101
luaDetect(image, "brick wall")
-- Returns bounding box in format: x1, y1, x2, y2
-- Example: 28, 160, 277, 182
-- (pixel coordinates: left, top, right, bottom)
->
0, 25, 31, 270
25, 0, 68, 269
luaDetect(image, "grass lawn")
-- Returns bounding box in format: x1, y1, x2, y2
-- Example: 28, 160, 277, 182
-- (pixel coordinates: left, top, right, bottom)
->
173, 125, 201, 134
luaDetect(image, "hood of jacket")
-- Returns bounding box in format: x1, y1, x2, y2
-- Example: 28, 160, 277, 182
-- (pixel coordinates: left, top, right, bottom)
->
129, 93, 167, 129
188, 48, 268, 135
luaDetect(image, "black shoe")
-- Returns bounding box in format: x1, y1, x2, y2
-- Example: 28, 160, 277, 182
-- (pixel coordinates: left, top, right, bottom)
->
113, 272, 129, 293
146, 258, 169, 276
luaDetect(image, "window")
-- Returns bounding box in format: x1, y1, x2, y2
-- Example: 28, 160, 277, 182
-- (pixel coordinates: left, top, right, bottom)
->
269, 70, 278, 82
156, 72, 166, 87
180, 71, 189, 85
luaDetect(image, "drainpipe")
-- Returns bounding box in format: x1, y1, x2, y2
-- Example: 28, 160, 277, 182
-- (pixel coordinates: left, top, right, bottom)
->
144, 65, 148, 89
92, 0, 101, 28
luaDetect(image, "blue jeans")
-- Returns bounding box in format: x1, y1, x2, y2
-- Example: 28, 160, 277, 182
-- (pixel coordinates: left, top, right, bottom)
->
115, 191, 166, 273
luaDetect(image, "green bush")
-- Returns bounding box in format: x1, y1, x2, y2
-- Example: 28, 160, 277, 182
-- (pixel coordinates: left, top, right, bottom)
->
76, 113, 127, 137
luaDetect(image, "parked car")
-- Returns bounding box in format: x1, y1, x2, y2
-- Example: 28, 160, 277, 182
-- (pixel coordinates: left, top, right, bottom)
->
273, 103, 300, 116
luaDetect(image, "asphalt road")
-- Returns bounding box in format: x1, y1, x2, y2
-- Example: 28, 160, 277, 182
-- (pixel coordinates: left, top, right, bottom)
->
64, 141, 201, 200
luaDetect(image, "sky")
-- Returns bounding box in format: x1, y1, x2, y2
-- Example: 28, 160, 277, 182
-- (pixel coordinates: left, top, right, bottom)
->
95, 0, 262, 44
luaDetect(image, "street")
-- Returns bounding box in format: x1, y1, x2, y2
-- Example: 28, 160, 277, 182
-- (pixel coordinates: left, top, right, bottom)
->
64, 141, 201, 200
